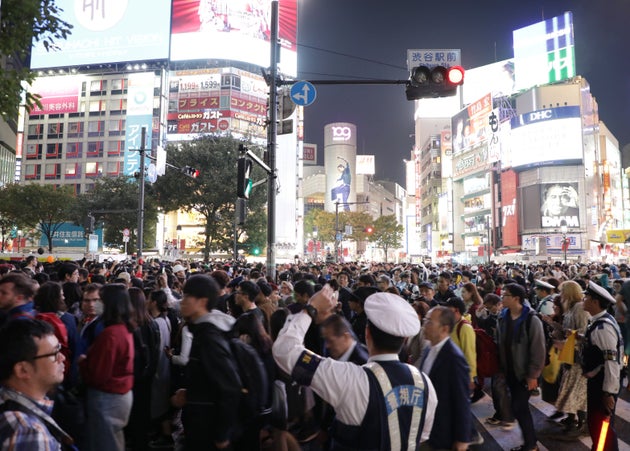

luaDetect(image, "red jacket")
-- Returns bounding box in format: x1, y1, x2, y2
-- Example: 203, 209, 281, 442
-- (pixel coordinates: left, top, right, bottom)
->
81, 323, 134, 393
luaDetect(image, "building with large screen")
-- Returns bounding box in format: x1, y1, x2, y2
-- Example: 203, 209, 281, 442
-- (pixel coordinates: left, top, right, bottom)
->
19, 0, 302, 258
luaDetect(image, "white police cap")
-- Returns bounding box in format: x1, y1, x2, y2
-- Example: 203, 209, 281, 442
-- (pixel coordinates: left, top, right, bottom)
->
584, 280, 616, 305
364, 292, 420, 337
535, 279, 554, 290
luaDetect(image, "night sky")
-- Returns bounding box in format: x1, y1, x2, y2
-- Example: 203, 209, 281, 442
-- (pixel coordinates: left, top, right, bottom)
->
297, 0, 630, 186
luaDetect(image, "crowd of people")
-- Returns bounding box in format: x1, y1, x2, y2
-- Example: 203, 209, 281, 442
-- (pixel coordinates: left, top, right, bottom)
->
0, 256, 627, 451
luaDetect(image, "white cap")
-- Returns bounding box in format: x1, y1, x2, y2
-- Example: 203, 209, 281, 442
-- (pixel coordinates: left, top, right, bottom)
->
173, 264, 186, 273
535, 279, 554, 290
584, 280, 616, 305
364, 292, 420, 337
117, 272, 131, 283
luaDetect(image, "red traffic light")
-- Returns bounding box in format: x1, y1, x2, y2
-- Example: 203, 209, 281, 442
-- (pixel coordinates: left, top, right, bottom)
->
447, 66, 465, 85
364, 226, 374, 234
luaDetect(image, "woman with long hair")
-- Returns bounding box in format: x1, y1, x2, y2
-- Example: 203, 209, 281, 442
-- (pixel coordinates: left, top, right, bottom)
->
548, 280, 590, 435
461, 282, 483, 328
81, 284, 135, 451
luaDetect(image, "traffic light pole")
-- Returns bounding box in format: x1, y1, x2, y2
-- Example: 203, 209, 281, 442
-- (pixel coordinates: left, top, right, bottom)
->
266, 0, 279, 281
137, 127, 147, 260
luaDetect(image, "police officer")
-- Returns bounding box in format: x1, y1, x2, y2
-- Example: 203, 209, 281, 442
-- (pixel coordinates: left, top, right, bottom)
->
581, 281, 624, 451
273, 286, 437, 451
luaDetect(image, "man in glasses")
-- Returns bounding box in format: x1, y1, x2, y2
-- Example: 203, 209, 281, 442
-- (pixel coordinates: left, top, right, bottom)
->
0, 319, 73, 450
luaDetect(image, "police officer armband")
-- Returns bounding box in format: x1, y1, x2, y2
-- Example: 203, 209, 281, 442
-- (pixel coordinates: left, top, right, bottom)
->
602, 349, 618, 361
292, 349, 322, 386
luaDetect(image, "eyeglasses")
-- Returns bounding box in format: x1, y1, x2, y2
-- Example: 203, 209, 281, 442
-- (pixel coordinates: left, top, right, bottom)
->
32, 344, 63, 362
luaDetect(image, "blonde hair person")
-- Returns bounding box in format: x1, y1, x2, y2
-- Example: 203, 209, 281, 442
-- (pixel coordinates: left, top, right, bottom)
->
547, 280, 591, 436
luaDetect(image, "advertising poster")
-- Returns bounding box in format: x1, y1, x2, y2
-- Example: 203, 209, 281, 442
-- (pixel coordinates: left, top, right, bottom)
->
302, 143, 317, 165
451, 93, 492, 156
29, 76, 81, 115
540, 182, 580, 228
124, 72, 155, 176
324, 123, 356, 213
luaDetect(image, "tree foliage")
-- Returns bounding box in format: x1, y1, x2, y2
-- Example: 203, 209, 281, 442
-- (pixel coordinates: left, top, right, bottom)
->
71, 176, 158, 253
303, 209, 336, 243
368, 214, 404, 262
0, 183, 76, 252
0, 0, 73, 118
153, 135, 267, 260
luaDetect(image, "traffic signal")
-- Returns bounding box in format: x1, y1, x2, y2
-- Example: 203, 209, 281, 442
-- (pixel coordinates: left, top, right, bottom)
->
237, 157, 253, 199
405, 65, 465, 100
84, 215, 95, 233
364, 226, 374, 235
182, 166, 200, 178
252, 246, 261, 256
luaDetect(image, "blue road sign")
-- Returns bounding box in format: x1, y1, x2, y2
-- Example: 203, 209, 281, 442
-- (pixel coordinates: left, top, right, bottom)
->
290, 81, 317, 106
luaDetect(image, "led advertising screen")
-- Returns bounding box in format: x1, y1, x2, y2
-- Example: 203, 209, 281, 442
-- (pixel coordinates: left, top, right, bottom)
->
171, 0, 298, 76
30, 0, 172, 69
462, 59, 516, 105
509, 106, 582, 169
540, 182, 580, 229
513, 12, 576, 91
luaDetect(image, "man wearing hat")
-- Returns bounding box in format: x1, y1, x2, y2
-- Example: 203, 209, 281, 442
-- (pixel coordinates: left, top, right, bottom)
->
581, 281, 624, 450
273, 287, 437, 450
418, 282, 437, 306
534, 279, 555, 315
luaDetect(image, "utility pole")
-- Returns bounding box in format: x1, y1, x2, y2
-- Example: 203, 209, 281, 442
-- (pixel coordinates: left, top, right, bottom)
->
137, 127, 146, 260
266, 0, 279, 281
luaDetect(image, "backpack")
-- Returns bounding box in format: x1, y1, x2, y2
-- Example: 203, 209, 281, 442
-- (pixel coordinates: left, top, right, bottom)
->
228, 337, 271, 422
36, 312, 71, 378
457, 320, 499, 379
133, 320, 160, 382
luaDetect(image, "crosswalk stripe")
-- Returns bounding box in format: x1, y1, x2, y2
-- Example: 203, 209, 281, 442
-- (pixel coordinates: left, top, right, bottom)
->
472, 392, 630, 450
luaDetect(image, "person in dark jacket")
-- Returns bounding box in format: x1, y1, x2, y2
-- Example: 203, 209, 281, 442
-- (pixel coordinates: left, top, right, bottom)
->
172, 274, 241, 451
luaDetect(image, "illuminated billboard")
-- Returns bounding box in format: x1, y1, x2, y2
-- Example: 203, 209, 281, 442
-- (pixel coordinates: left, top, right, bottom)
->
356, 155, 375, 175
451, 93, 492, 156
509, 106, 582, 169
463, 59, 516, 105
513, 12, 576, 91
171, 0, 298, 76
29, 76, 81, 116
166, 68, 267, 140
30, 0, 172, 69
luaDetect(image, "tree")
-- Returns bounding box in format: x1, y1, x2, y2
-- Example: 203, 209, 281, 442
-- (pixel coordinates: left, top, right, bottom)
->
71, 176, 158, 253
0, 183, 76, 252
153, 135, 267, 260
368, 214, 404, 263
0, 0, 73, 119
303, 209, 335, 243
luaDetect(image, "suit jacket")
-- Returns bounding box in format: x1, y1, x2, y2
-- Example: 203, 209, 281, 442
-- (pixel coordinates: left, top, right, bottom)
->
423, 339, 472, 449
347, 342, 369, 365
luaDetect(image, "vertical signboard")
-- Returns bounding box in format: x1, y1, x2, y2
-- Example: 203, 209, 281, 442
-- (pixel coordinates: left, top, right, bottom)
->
500, 170, 519, 247
540, 182, 580, 228
124, 72, 155, 176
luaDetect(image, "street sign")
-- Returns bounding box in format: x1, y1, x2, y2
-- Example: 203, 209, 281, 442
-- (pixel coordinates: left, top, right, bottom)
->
406, 49, 462, 71
290, 81, 317, 106
122, 236, 130, 243
123, 228, 130, 237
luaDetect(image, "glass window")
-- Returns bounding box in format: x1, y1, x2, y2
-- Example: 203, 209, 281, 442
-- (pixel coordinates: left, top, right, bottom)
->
66, 142, 82, 158
87, 141, 103, 157
44, 163, 61, 180
25, 164, 40, 180
46, 143, 62, 159
26, 144, 42, 160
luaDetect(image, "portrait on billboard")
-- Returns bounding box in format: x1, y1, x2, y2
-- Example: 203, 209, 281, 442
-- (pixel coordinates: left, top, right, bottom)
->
540, 183, 579, 228
331, 156, 351, 211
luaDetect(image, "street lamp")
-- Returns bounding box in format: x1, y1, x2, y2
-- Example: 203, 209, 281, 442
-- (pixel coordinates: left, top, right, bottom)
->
560, 219, 568, 265
16, 230, 22, 253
